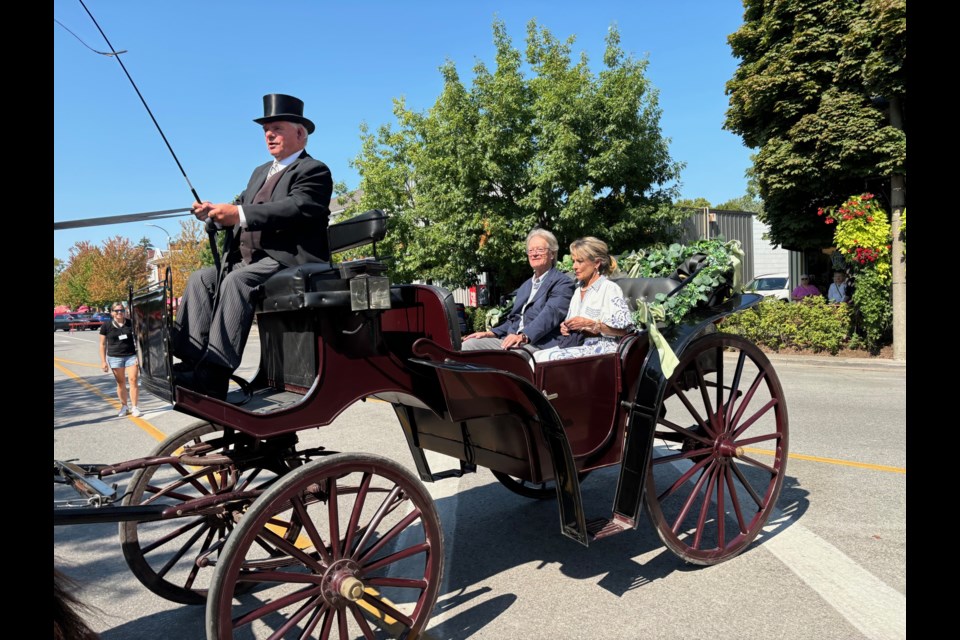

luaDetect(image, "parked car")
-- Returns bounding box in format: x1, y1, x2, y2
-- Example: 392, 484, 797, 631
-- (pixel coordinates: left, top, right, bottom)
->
90, 312, 111, 324
70, 313, 102, 330
744, 273, 790, 301
54, 313, 77, 331
54, 313, 103, 331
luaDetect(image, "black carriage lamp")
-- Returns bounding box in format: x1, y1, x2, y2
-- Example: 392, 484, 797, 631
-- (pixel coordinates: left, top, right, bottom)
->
349, 271, 391, 311
341, 258, 391, 312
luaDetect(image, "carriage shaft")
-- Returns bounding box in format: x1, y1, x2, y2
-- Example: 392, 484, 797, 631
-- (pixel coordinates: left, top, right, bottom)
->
54, 460, 117, 506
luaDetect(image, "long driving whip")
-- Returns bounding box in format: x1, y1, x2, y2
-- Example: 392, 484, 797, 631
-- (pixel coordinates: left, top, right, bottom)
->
74, 0, 221, 268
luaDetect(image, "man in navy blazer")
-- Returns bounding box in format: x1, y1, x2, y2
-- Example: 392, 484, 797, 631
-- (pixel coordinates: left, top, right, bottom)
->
172, 94, 332, 398
462, 228, 575, 352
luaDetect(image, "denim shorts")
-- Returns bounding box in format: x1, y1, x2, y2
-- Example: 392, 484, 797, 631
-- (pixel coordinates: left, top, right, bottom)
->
107, 354, 138, 369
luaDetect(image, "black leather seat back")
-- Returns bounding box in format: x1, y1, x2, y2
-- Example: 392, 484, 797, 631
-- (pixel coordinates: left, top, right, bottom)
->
328, 209, 387, 254
611, 276, 681, 311
611, 253, 730, 312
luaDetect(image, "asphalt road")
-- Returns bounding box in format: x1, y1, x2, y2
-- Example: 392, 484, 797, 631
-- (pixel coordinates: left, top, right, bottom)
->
54, 326, 906, 639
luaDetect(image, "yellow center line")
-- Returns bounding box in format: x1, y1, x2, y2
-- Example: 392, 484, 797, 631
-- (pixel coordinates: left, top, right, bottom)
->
54, 361, 166, 442
743, 446, 905, 474
56, 358, 905, 477
54, 357, 103, 369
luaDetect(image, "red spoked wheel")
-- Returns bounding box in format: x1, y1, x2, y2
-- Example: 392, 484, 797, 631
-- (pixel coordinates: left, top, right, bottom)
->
645, 333, 788, 565
119, 421, 301, 604
206, 453, 444, 639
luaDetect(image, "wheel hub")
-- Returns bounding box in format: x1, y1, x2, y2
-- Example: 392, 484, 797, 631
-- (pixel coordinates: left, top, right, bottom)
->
322, 559, 364, 604
716, 439, 741, 458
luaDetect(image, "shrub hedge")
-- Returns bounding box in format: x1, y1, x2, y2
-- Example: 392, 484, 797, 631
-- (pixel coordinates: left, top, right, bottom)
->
720, 297, 855, 354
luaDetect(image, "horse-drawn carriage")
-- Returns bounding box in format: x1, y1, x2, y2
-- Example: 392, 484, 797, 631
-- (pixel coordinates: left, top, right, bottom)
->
54, 209, 788, 639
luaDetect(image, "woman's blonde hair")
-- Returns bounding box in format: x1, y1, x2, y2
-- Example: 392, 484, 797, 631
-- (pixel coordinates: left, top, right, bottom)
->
569, 236, 618, 275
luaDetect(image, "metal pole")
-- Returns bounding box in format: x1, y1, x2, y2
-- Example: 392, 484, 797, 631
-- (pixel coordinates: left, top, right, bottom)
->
145, 223, 172, 288
888, 96, 906, 361
145, 223, 172, 249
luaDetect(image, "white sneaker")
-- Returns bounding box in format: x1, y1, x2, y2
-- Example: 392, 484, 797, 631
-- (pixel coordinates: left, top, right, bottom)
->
131, 406, 142, 418
118, 405, 129, 417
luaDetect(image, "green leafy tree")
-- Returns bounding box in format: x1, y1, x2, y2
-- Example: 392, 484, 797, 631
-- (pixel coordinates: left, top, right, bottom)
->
723, 0, 905, 251
675, 197, 712, 209
55, 241, 101, 309
345, 19, 684, 292
87, 236, 149, 306
53, 258, 65, 302
717, 194, 764, 214
717, 166, 765, 214
153, 219, 214, 299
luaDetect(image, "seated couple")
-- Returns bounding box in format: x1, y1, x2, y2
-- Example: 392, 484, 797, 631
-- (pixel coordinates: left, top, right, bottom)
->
461, 230, 634, 363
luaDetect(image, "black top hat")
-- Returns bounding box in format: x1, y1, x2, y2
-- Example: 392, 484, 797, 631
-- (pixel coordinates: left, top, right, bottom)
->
253, 94, 315, 134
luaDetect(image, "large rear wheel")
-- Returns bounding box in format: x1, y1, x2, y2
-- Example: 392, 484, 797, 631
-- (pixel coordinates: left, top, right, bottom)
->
645, 333, 788, 565
206, 453, 444, 639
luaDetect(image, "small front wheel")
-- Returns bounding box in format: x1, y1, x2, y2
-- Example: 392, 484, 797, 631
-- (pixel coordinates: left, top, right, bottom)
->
119, 421, 300, 604
207, 453, 443, 639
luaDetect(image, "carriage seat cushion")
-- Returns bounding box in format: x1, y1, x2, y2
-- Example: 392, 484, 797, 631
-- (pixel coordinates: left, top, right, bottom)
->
258, 262, 348, 312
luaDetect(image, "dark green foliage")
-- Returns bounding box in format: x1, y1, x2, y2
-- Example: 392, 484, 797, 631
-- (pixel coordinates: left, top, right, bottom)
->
721, 296, 854, 354
617, 238, 744, 328
462, 306, 493, 334
849, 268, 892, 351
462, 306, 476, 334
475, 307, 492, 333
724, 0, 906, 251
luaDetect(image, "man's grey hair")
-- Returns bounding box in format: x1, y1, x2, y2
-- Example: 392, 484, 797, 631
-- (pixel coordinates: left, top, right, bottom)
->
293, 123, 309, 145
526, 228, 559, 266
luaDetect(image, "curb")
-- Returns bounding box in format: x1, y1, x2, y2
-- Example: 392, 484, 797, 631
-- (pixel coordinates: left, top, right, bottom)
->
762, 352, 905, 369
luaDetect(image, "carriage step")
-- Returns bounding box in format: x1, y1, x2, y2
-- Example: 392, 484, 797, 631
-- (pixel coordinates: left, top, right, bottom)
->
586, 517, 631, 541
431, 462, 477, 480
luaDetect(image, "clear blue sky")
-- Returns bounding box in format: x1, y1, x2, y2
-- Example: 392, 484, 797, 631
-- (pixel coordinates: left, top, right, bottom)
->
54, 0, 753, 262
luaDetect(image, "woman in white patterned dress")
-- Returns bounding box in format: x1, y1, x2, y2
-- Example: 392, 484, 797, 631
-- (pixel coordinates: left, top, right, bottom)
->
533, 237, 634, 363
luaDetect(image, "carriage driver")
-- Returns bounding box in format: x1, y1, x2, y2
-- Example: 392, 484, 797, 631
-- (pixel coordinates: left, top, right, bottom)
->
172, 94, 333, 400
